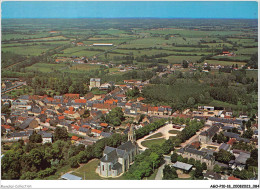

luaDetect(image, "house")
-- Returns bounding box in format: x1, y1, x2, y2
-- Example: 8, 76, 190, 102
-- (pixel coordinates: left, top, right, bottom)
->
100, 132, 112, 138
204, 171, 221, 180
7, 130, 33, 141
19, 117, 39, 130
98, 125, 139, 177
71, 135, 79, 141
199, 125, 219, 144
38, 131, 52, 143
89, 78, 101, 90
171, 161, 193, 172
91, 129, 102, 137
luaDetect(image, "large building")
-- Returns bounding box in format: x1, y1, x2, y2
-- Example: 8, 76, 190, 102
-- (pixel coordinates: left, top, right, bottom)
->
89, 78, 101, 90
199, 125, 219, 144
98, 125, 139, 177
178, 146, 215, 170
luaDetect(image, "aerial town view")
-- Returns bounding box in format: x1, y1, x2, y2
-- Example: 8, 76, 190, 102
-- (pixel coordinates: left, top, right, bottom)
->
1, 1, 258, 186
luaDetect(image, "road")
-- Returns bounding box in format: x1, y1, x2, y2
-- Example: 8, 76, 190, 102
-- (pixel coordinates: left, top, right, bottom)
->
155, 155, 171, 180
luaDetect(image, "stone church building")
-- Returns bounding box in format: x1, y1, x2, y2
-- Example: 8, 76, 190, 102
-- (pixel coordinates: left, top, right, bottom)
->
98, 125, 139, 177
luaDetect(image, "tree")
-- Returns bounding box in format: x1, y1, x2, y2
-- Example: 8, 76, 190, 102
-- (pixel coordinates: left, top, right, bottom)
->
171, 152, 178, 163
214, 149, 235, 164
69, 156, 79, 168
161, 139, 174, 155
54, 127, 69, 141
194, 165, 203, 178
242, 129, 253, 139
163, 165, 178, 180
202, 162, 207, 170
105, 107, 125, 126
187, 97, 195, 107
81, 109, 90, 118
29, 131, 43, 143
182, 60, 189, 68
213, 164, 221, 173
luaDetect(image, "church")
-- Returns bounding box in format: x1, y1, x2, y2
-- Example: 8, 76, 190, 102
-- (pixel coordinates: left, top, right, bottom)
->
98, 125, 139, 177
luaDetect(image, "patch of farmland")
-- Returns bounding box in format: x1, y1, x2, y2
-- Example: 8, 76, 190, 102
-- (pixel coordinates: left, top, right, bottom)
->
161, 55, 203, 63
204, 60, 246, 66
2, 45, 51, 56
26, 35, 68, 41
25, 62, 67, 73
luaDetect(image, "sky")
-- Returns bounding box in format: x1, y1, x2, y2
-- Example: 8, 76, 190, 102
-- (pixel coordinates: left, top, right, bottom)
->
1, 1, 258, 19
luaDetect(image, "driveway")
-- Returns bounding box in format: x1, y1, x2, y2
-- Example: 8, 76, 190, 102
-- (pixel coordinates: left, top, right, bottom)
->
155, 156, 171, 180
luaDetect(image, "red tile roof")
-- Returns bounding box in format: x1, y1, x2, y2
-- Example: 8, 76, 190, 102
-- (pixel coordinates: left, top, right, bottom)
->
71, 136, 79, 141
91, 129, 102, 134
72, 124, 80, 131
227, 138, 236, 145
1, 125, 14, 130
228, 176, 240, 180
64, 93, 80, 100
100, 123, 108, 127
75, 99, 87, 103
58, 116, 65, 120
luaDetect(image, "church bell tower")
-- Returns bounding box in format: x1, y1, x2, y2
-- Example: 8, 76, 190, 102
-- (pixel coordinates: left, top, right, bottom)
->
128, 124, 136, 143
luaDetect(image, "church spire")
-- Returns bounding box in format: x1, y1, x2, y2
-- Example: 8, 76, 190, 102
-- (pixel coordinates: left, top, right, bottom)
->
128, 124, 136, 143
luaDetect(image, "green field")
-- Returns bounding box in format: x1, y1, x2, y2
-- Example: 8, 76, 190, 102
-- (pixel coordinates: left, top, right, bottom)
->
168, 130, 181, 134
25, 62, 68, 73
162, 55, 202, 63
2, 45, 51, 56
146, 132, 163, 139
70, 64, 100, 71
204, 60, 246, 66
141, 138, 166, 149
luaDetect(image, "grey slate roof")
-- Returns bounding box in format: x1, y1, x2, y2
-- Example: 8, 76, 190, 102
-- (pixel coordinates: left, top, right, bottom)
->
100, 149, 118, 163
117, 140, 135, 152
172, 161, 193, 171
103, 146, 116, 155
19, 117, 35, 129
235, 152, 250, 164
208, 117, 242, 125
101, 132, 112, 138
61, 173, 82, 180
38, 131, 52, 138
223, 132, 240, 139
219, 143, 230, 151
200, 125, 219, 138
185, 147, 206, 156
204, 171, 221, 180
112, 162, 122, 170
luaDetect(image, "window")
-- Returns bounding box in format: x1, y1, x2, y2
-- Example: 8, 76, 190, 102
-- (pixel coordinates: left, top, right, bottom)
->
109, 165, 111, 171
102, 165, 104, 171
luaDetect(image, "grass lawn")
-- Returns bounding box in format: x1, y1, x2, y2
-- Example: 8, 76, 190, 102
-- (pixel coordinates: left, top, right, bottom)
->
168, 130, 181, 134
141, 138, 166, 149
71, 159, 126, 180
146, 132, 163, 140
